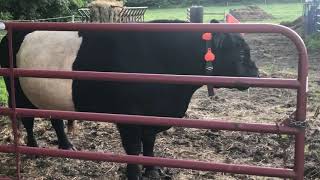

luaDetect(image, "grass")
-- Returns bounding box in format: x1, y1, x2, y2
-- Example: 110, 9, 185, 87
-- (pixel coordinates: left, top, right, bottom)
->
258, 3, 303, 23
145, 2, 303, 23
0, 77, 7, 106
306, 32, 320, 50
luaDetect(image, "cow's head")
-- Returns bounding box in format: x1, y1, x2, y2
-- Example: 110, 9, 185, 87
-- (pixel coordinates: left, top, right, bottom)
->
208, 19, 259, 90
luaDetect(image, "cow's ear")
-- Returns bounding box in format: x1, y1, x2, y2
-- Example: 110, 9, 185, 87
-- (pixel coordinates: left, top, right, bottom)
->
210, 19, 220, 23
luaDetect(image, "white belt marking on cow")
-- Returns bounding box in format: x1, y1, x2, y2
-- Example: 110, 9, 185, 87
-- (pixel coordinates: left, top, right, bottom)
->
17, 31, 82, 111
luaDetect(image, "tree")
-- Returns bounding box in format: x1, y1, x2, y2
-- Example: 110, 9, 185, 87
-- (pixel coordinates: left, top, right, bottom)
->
0, 0, 88, 20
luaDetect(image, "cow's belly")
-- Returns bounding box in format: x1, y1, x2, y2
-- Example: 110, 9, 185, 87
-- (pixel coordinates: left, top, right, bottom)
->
16, 31, 83, 111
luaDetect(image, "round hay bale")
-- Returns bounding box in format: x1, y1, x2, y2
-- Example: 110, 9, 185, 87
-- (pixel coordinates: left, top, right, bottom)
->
89, 0, 124, 23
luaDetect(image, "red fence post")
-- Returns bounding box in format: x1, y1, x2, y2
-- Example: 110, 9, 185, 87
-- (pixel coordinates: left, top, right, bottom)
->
294, 28, 309, 180
7, 27, 21, 180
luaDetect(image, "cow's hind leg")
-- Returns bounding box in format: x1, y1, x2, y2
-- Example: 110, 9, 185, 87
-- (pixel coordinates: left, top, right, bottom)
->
118, 125, 142, 180
50, 119, 74, 150
21, 117, 38, 147
67, 120, 76, 135
142, 130, 161, 179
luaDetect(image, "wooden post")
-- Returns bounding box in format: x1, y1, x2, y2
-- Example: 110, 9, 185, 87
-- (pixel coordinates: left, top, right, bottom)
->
189, 6, 204, 23
189, 6, 214, 96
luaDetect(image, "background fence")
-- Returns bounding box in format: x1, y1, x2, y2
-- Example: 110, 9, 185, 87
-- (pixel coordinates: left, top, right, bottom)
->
0, 6, 148, 24
187, 6, 226, 22
304, 0, 320, 35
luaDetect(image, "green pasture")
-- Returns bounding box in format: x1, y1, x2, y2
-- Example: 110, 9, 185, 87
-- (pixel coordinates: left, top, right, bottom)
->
145, 2, 303, 23
0, 77, 7, 105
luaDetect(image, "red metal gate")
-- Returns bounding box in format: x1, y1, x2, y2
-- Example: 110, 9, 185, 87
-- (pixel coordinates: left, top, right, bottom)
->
0, 22, 308, 179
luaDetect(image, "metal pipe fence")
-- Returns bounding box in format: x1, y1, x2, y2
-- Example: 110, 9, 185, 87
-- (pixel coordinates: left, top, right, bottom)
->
0, 22, 308, 180
187, 6, 225, 22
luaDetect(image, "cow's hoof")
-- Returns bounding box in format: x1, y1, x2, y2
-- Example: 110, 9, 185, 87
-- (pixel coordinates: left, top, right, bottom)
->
26, 139, 38, 148
25, 144, 40, 158
127, 175, 143, 180
69, 146, 78, 151
59, 144, 77, 151
143, 167, 161, 179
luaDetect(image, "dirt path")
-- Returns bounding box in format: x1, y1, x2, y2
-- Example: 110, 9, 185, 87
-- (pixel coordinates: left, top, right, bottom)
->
0, 33, 319, 180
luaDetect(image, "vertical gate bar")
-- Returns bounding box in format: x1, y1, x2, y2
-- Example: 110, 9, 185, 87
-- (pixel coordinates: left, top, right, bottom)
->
294, 31, 308, 180
294, 132, 305, 180
7, 27, 21, 180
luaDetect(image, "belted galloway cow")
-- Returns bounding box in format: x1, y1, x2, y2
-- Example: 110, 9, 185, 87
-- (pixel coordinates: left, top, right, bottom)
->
0, 19, 258, 180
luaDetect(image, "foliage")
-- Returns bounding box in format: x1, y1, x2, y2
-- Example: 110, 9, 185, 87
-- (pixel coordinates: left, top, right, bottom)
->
0, 12, 13, 20
306, 32, 320, 51
0, 0, 89, 20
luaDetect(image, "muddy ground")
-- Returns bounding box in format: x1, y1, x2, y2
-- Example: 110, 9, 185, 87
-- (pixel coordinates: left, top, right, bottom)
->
229, 5, 274, 21
1, 27, 320, 180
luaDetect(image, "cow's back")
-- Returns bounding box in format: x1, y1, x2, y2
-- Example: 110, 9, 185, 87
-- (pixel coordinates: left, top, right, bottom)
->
72, 31, 203, 117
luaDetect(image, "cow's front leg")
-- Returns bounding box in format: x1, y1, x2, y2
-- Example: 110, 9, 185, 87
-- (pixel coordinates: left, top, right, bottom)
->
118, 125, 142, 180
21, 117, 38, 147
50, 119, 74, 150
142, 130, 161, 179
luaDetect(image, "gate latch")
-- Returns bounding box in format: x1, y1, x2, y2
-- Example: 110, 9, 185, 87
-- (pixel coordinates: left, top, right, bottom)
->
281, 111, 307, 129
288, 120, 307, 129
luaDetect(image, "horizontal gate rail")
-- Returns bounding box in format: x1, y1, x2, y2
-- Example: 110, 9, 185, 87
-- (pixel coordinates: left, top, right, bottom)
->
0, 145, 296, 178
0, 108, 300, 134
0, 22, 308, 180
0, 21, 310, 36
0, 68, 300, 89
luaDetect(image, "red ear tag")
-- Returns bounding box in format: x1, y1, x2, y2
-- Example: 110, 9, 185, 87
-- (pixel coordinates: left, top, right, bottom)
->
205, 48, 215, 62
202, 33, 212, 41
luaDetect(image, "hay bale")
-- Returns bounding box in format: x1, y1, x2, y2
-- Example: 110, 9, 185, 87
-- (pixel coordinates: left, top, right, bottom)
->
90, 0, 123, 7
89, 0, 124, 23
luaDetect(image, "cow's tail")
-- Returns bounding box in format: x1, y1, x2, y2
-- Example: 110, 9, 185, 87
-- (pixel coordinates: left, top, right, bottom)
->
0, 32, 11, 106
0, 32, 9, 68
0, 30, 30, 105
0, 30, 31, 67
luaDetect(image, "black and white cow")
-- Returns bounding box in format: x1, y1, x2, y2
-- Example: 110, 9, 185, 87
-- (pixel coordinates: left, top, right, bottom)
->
0, 19, 258, 180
